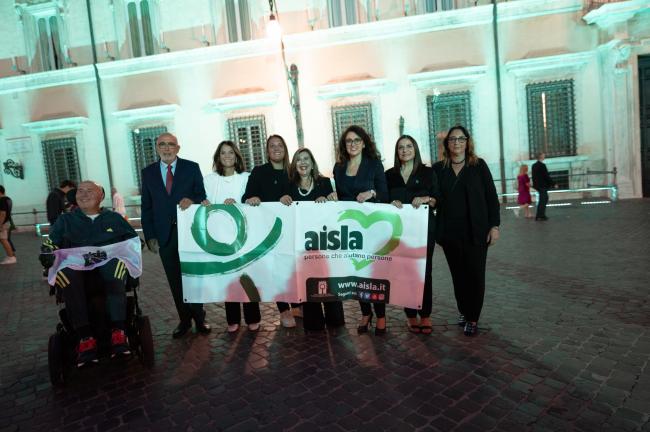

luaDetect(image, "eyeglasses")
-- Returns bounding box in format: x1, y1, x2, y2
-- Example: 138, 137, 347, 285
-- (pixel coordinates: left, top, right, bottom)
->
345, 137, 363, 146
448, 137, 468, 143
157, 141, 178, 149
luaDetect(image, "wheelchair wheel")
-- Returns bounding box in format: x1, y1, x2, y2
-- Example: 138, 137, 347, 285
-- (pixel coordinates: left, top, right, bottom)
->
136, 316, 154, 369
48, 333, 67, 386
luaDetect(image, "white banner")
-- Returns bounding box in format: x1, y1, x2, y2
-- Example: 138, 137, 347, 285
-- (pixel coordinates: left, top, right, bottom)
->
179, 202, 428, 309
48, 237, 142, 285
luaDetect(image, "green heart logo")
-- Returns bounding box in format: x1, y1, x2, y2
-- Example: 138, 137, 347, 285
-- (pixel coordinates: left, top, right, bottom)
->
337, 209, 403, 270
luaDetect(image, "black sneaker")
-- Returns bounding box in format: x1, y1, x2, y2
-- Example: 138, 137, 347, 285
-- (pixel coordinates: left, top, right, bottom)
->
463, 322, 477, 336
76, 337, 99, 367
111, 328, 131, 358
457, 314, 466, 326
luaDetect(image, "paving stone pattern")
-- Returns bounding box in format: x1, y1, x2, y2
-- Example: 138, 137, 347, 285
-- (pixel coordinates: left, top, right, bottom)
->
1, 199, 649, 431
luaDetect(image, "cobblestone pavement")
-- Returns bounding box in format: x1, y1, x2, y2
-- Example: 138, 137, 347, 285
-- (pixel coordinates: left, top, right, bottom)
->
1, 199, 649, 432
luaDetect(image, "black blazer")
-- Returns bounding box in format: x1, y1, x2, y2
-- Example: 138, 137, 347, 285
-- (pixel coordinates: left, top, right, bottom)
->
288, 176, 333, 202
333, 157, 388, 203
141, 157, 206, 247
532, 160, 555, 190
385, 164, 439, 234
432, 158, 500, 245
242, 162, 290, 202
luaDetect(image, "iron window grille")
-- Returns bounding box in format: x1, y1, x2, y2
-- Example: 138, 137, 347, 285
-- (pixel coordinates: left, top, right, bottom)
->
227, 116, 267, 171
132, 126, 167, 188
42, 137, 81, 191
427, 91, 472, 162
526, 79, 577, 159
550, 170, 570, 189
331, 103, 374, 159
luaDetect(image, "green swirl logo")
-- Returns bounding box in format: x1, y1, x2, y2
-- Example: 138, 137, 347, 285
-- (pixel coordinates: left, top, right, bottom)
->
181, 204, 282, 276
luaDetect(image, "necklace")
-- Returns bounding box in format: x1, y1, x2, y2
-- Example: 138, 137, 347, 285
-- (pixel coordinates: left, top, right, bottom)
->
297, 177, 314, 197
451, 159, 465, 165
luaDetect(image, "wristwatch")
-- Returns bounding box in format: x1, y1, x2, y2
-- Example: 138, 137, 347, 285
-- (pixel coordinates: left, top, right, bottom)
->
370, 189, 376, 198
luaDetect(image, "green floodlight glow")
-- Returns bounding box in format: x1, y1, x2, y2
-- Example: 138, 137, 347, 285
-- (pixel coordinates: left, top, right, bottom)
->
498, 186, 618, 201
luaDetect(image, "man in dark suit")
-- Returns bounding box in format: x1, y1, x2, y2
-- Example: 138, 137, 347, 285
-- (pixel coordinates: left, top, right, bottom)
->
531, 152, 556, 221
141, 132, 211, 338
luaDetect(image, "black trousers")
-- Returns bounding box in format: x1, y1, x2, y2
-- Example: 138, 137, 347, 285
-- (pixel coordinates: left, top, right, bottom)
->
441, 239, 488, 322
276, 302, 301, 313
159, 225, 205, 326
405, 237, 435, 318
58, 258, 126, 331
359, 301, 385, 318
536, 189, 549, 218
302, 301, 345, 331
225, 302, 261, 325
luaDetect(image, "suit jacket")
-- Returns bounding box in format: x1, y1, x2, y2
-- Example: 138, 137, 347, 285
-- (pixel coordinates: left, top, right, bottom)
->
333, 157, 388, 203
385, 164, 439, 234
531, 160, 554, 190
432, 158, 500, 245
141, 157, 206, 247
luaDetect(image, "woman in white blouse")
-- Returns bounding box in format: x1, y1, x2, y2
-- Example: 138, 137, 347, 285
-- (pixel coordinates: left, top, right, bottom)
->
203, 141, 260, 332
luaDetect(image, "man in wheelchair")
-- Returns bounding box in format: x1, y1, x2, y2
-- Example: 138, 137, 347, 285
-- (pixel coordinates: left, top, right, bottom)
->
40, 181, 141, 368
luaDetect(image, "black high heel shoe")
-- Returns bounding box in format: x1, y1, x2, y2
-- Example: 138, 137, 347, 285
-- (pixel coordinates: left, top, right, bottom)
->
357, 314, 373, 334
375, 317, 387, 335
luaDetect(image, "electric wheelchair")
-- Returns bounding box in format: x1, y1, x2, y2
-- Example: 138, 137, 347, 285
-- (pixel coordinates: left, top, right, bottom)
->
47, 272, 154, 386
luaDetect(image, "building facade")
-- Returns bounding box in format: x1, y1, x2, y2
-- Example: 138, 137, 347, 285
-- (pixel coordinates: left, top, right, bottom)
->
0, 0, 649, 223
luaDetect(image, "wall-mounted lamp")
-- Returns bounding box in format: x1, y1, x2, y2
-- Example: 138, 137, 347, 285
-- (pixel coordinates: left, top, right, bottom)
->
160, 32, 171, 52
64, 46, 78, 67
103, 41, 115, 61
3, 159, 24, 179
11, 56, 27, 75
267, 0, 281, 40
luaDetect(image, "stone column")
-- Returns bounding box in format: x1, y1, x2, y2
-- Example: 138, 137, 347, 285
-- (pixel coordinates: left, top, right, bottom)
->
598, 39, 639, 198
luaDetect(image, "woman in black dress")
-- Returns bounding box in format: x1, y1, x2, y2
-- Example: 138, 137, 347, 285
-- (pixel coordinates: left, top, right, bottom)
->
432, 126, 500, 336
332, 125, 388, 335
385, 135, 439, 335
280, 148, 344, 331
242, 134, 298, 328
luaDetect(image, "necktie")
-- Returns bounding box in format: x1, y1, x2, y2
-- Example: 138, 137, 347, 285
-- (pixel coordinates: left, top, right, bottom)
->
166, 165, 173, 195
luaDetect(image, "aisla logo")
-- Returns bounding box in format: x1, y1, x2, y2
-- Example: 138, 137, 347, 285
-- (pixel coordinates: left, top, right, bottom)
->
304, 209, 403, 270
181, 204, 282, 276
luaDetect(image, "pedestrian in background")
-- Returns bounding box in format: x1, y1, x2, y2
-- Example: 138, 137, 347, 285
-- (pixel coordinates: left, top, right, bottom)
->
112, 187, 127, 218
0, 185, 16, 265
532, 152, 556, 221
517, 164, 533, 219
46, 180, 76, 224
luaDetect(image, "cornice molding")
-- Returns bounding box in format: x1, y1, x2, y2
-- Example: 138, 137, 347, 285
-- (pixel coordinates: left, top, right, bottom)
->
317, 78, 395, 100
112, 104, 179, 123
505, 51, 594, 78
408, 65, 488, 88
95, 39, 279, 79
0, 66, 95, 95
583, 0, 650, 30
23, 116, 88, 134
204, 91, 279, 113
